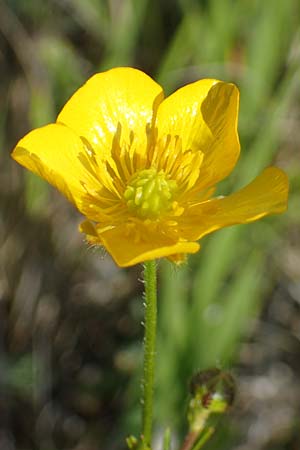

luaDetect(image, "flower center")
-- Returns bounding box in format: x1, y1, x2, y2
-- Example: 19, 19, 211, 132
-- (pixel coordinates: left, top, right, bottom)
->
124, 168, 178, 219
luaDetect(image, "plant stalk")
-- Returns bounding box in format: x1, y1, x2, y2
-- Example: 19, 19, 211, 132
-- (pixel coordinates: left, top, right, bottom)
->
142, 260, 157, 448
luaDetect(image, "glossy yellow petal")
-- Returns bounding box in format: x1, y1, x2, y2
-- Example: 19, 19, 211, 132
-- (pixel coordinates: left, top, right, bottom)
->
88, 224, 199, 267
57, 67, 164, 159
12, 123, 100, 209
156, 79, 240, 191
180, 167, 289, 241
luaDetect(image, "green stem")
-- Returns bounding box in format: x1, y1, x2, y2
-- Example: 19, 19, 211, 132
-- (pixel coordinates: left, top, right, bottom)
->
192, 428, 215, 450
142, 260, 157, 448
179, 427, 214, 450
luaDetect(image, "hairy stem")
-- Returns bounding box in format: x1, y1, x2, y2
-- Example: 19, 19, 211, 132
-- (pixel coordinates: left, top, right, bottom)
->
141, 260, 157, 448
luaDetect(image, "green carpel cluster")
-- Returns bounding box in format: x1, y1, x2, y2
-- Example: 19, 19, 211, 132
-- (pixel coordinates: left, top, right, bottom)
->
124, 168, 178, 219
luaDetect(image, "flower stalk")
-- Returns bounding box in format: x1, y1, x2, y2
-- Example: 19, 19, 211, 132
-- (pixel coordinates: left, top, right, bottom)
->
141, 260, 158, 448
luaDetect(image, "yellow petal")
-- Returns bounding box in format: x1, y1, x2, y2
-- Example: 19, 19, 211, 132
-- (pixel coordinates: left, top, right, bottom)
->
12, 123, 100, 209
180, 167, 289, 240
156, 79, 240, 190
57, 67, 164, 158
86, 223, 199, 267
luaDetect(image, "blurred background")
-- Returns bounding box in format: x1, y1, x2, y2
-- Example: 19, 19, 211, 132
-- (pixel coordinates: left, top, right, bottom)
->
1, 0, 300, 449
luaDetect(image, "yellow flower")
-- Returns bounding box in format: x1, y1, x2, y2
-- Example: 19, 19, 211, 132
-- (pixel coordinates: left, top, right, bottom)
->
12, 67, 288, 267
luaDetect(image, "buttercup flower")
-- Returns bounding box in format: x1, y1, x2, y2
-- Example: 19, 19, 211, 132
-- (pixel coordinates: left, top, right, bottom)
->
12, 67, 288, 267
